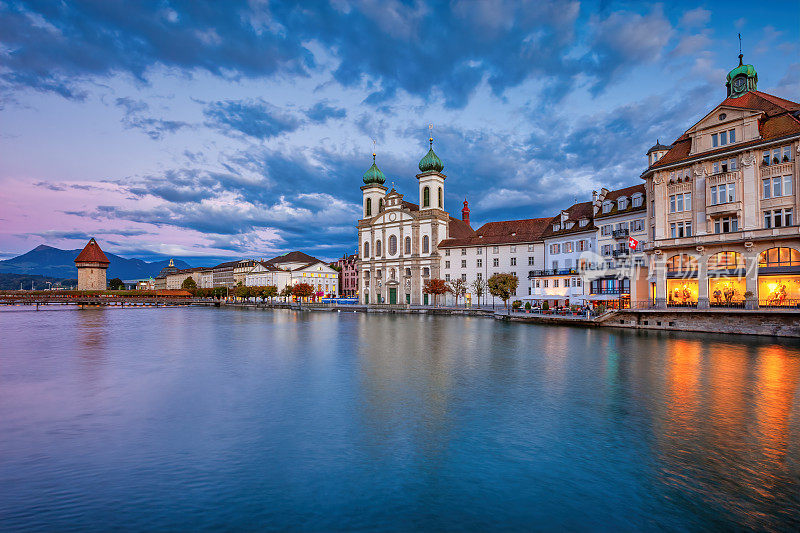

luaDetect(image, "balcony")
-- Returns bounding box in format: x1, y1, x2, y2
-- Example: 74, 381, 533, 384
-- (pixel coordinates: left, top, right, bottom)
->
706, 199, 742, 217
612, 249, 630, 258
760, 161, 794, 177
612, 229, 629, 239
529, 268, 579, 277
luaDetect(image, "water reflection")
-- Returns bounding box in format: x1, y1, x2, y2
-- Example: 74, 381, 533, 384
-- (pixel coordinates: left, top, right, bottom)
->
0, 308, 799, 530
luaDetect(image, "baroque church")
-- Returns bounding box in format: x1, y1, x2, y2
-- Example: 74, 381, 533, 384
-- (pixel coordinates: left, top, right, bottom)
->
357, 137, 473, 304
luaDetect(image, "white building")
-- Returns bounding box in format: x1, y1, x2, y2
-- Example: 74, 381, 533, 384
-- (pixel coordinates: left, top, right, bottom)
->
438, 210, 550, 305
530, 201, 596, 307
245, 251, 339, 297
357, 141, 474, 305
244, 262, 291, 289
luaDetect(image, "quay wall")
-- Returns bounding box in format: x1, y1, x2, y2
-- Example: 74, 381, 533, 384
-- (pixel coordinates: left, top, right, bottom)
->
604, 309, 800, 337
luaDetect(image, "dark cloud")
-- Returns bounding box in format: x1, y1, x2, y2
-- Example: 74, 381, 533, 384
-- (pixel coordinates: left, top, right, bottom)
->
115, 97, 189, 139
305, 101, 346, 123
204, 99, 301, 139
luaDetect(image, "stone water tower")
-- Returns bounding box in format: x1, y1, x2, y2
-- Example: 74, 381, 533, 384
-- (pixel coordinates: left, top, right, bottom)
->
74, 238, 110, 290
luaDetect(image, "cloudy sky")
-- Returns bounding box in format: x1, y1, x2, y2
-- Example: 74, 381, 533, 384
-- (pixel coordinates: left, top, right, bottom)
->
1, 0, 798, 264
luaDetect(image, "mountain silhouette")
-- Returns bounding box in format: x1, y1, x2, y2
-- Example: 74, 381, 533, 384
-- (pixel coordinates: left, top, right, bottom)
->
0, 244, 192, 280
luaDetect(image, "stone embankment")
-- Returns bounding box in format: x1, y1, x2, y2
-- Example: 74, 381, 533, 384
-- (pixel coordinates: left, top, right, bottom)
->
225, 301, 800, 337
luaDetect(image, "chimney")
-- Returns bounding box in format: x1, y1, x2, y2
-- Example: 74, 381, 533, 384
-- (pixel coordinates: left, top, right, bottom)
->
592, 190, 597, 204
461, 199, 471, 226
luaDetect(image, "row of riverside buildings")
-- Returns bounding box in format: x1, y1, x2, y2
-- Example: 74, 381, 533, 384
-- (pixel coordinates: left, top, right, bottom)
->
357, 56, 800, 309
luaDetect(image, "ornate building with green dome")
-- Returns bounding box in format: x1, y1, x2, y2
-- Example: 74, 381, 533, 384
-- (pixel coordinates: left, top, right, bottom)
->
356, 138, 474, 305
642, 56, 800, 309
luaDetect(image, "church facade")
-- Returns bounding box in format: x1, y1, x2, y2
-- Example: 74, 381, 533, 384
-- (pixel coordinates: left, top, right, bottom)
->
356, 139, 473, 305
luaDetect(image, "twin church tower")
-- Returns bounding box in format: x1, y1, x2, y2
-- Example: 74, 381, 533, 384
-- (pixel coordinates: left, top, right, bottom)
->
357, 135, 474, 305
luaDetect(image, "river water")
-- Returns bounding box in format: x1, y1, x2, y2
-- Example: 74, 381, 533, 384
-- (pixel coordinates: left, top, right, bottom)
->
1, 306, 799, 531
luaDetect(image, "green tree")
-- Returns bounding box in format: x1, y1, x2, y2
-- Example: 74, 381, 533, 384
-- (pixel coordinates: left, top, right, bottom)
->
280, 285, 293, 302
212, 287, 227, 299
234, 285, 250, 300
488, 273, 519, 312
448, 277, 468, 307
262, 285, 278, 302
109, 277, 124, 290
181, 276, 197, 290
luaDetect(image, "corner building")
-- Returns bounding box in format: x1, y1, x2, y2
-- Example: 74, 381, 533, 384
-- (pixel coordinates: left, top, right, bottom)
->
357, 140, 473, 305
643, 56, 800, 308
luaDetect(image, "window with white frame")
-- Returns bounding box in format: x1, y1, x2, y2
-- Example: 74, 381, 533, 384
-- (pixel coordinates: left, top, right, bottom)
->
632, 219, 645, 232
493, 258, 499, 267
714, 216, 739, 234
461, 260, 467, 268
493, 246, 499, 253
510, 245, 516, 253
528, 244, 534, 252
711, 129, 735, 148
763, 146, 793, 166
563, 242, 573, 253
712, 158, 738, 174
618, 197, 628, 210
445, 249, 450, 256
445, 261, 450, 269
477, 248, 482, 255
764, 208, 794, 228
709, 183, 736, 205
510, 258, 516, 266
632, 193, 644, 208
461, 248, 466, 255
601, 224, 612, 236
602, 201, 612, 214
669, 221, 692, 238
669, 193, 692, 213
477, 259, 482, 268
550, 243, 561, 254
528, 257, 534, 266
763, 176, 793, 199
602, 244, 611, 256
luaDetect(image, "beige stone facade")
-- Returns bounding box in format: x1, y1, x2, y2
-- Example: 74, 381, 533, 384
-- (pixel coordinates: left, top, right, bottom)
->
77, 264, 107, 291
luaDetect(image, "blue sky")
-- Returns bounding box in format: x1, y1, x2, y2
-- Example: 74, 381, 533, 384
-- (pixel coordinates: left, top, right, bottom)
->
1, 0, 798, 264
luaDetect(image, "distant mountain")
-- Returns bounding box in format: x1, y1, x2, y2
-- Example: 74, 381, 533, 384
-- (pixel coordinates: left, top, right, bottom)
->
0, 245, 192, 280
0, 272, 76, 290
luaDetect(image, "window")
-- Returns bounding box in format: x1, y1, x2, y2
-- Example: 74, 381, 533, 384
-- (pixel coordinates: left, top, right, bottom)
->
666, 254, 698, 273
461, 248, 467, 255
378, 198, 384, 212
365, 198, 372, 216
422, 267, 430, 277
461, 260, 467, 268
477, 259, 482, 268
720, 130, 727, 145
601, 225, 612, 236
712, 133, 718, 147
759, 247, 800, 267
493, 246, 499, 253
563, 242, 573, 253
714, 216, 739, 234
709, 183, 736, 205
438, 187, 443, 208
528, 257, 535, 266
422, 235, 429, 253
445, 274, 450, 281
477, 273, 482, 280
553, 224, 560, 231
579, 218, 588, 227
509, 245, 516, 253
764, 146, 793, 166
729, 129, 735, 143
510, 258, 516, 266
565, 259, 572, 269
764, 176, 793, 198
578, 240, 587, 251
388, 235, 397, 255
708, 251, 744, 270
669, 193, 691, 213
632, 194, 643, 208
543, 280, 549, 288
602, 245, 611, 256
602, 201, 612, 214
618, 197, 628, 210
535, 280, 540, 288
445, 261, 450, 269
493, 258, 499, 267
405, 237, 411, 255
405, 268, 411, 277
764, 209, 794, 228
461, 274, 467, 281
423, 186, 430, 207
445, 249, 450, 256
477, 248, 482, 255
364, 241, 369, 258
528, 244, 534, 252
376, 240, 382, 257
670, 221, 692, 238
632, 219, 645, 232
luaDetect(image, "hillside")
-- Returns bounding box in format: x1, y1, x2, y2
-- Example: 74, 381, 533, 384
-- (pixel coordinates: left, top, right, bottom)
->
0, 272, 76, 290
0, 245, 192, 280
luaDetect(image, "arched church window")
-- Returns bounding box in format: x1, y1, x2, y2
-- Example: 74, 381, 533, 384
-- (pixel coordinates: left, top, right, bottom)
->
423, 187, 430, 207
422, 235, 429, 254
376, 240, 382, 257
404, 236, 411, 255
389, 235, 397, 255
364, 241, 369, 258
405, 267, 411, 277
438, 187, 443, 208
379, 198, 384, 212
365, 198, 372, 217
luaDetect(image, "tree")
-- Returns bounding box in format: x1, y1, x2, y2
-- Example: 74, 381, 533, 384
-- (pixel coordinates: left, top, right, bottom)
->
292, 282, 314, 307
448, 278, 467, 307
234, 285, 250, 300
471, 278, 487, 306
423, 278, 448, 307
280, 285, 293, 302
488, 273, 519, 312
181, 276, 197, 290
109, 277, 124, 291
263, 285, 278, 302
212, 287, 227, 299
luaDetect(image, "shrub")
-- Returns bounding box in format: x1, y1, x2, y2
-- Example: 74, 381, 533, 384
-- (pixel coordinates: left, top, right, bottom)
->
596, 304, 606, 314
542, 301, 549, 311
512, 300, 522, 309
525, 302, 531, 310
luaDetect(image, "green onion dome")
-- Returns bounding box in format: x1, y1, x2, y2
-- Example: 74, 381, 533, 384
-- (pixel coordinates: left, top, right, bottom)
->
362, 153, 386, 185
418, 138, 444, 173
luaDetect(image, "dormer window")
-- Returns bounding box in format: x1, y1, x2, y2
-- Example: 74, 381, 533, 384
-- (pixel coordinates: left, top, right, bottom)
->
711, 129, 735, 149
632, 193, 643, 208
602, 201, 612, 214
553, 224, 561, 231
565, 222, 574, 229
617, 197, 628, 210
579, 218, 588, 227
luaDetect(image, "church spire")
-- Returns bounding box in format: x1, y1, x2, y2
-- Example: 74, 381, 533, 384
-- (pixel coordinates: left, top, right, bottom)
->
726, 34, 757, 98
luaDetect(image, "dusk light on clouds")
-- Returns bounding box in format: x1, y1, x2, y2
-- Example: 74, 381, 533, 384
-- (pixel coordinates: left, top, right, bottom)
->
1, 0, 798, 264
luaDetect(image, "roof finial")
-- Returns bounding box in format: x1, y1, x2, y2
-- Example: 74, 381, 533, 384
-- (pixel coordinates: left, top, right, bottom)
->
738, 33, 743, 66
428, 123, 434, 148
372, 138, 376, 162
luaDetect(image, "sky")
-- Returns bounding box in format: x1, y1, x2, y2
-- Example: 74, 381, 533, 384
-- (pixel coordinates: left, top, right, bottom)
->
1, 0, 798, 265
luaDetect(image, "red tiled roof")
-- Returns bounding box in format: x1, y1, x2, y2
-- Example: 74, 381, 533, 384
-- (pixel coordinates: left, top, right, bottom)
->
74, 238, 110, 264
540, 201, 596, 238
594, 183, 646, 219
650, 90, 800, 170
266, 251, 321, 265
439, 217, 551, 247
402, 200, 419, 211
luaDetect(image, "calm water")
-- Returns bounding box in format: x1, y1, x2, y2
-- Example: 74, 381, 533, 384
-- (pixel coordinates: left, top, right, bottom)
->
1, 307, 800, 531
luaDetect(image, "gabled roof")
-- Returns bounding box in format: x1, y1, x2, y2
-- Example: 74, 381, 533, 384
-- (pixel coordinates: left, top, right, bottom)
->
438, 217, 550, 248
266, 251, 320, 265
211, 260, 240, 270
595, 183, 646, 219
540, 201, 596, 239
74, 238, 110, 264
649, 90, 800, 171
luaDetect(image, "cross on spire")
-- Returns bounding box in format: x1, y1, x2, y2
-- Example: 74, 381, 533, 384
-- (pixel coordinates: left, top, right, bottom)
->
738, 32, 743, 66
428, 123, 434, 148
372, 138, 376, 162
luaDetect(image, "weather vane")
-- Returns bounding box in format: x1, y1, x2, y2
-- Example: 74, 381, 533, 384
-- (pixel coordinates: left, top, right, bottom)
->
372, 138, 376, 162
428, 123, 434, 147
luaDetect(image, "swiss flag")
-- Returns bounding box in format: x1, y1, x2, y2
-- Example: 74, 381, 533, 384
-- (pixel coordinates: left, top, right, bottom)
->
628, 236, 639, 250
